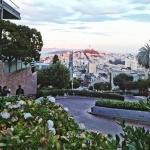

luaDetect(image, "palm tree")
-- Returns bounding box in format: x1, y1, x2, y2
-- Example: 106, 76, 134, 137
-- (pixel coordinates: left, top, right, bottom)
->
136, 43, 150, 78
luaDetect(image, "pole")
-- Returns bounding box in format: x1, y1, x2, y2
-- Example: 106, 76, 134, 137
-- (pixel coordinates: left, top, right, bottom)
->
0, 0, 3, 20
72, 51, 73, 89
72, 79, 73, 90
149, 51, 150, 78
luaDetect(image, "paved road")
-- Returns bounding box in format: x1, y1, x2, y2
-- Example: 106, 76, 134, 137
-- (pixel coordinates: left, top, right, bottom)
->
56, 96, 150, 136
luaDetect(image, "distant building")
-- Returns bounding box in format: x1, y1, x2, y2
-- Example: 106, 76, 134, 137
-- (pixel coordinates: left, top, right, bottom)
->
34, 62, 49, 71
88, 63, 96, 73
69, 51, 73, 79
125, 58, 143, 71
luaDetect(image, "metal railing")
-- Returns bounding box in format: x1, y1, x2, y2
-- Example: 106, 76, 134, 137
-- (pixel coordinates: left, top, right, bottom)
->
3, 0, 19, 10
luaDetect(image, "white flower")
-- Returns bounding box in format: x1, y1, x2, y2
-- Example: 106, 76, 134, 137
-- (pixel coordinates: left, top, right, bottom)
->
67, 131, 74, 136
8, 104, 14, 109
20, 109, 24, 112
55, 103, 60, 106
13, 104, 21, 108
1, 112, 10, 119
8, 104, 20, 109
10, 127, 14, 131
48, 127, 56, 135
79, 123, 85, 130
48, 97, 55, 103
6, 102, 11, 106
24, 113, 32, 119
35, 97, 43, 103
64, 107, 69, 112
47, 120, 54, 129
18, 100, 25, 105
11, 117, 18, 122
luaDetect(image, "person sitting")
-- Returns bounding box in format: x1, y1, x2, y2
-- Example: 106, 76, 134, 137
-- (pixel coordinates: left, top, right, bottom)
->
16, 85, 24, 95
1, 86, 11, 96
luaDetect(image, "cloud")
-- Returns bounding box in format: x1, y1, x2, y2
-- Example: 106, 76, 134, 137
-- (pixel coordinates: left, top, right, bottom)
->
14, 0, 150, 25
130, 0, 150, 4
72, 0, 127, 16
123, 14, 150, 22
19, 0, 73, 24
71, 26, 91, 29
72, 15, 119, 22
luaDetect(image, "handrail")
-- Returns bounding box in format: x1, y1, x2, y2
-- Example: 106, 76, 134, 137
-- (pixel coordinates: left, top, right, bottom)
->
3, 0, 19, 10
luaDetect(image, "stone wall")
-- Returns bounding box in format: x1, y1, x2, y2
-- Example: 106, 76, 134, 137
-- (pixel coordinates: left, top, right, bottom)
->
0, 61, 37, 96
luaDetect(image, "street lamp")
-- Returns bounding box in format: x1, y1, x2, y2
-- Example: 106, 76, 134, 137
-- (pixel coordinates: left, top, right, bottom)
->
71, 79, 73, 90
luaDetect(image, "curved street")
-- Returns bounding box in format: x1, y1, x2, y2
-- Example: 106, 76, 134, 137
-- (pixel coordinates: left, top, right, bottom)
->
56, 96, 150, 136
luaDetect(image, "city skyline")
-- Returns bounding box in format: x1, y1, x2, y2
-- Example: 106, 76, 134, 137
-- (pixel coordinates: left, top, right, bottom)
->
12, 0, 150, 53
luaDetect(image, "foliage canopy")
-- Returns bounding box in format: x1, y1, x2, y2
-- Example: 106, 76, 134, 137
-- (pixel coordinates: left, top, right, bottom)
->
0, 20, 43, 65
38, 61, 70, 89
113, 73, 133, 91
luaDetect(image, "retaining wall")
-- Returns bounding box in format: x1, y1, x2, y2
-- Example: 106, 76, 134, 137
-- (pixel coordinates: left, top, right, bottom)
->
0, 61, 37, 95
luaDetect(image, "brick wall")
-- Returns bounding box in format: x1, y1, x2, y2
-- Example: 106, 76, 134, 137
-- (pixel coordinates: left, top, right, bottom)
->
0, 61, 37, 95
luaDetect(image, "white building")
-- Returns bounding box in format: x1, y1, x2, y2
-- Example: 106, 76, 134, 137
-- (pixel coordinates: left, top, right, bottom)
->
125, 58, 143, 71
88, 63, 96, 73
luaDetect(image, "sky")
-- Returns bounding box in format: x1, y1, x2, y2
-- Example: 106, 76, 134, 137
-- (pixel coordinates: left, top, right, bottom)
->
10, 0, 150, 53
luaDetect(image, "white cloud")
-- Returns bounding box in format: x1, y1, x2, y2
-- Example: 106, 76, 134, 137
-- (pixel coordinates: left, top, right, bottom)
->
10, 0, 150, 53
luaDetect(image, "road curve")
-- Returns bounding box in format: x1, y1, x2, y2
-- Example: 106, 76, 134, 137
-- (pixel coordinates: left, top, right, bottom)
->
56, 96, 150, 136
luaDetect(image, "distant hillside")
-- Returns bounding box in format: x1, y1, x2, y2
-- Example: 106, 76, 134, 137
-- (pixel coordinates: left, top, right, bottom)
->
84, 49, 99, 56
48, 50, 69, 55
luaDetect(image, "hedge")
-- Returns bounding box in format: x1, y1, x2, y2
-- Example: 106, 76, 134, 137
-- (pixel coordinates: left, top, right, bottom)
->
38, 89, 124, 101
95, 100, 149, 111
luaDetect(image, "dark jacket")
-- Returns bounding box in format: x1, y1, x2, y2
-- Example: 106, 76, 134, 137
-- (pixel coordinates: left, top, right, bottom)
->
16, 88, 24, 95
1, 89, 11, 96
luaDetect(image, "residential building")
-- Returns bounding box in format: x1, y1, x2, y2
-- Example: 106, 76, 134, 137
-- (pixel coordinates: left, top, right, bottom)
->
125, 58, 143, 71
88, 63, 96, 73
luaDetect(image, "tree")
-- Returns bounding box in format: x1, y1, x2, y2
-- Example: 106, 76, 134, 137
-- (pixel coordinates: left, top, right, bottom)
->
68, 79, 80, 89
89, 86, 93, 90
94, 83, 100, 91
49, 62, 70, 89
113, 73, 133, 91
53, 55, 59, 64
93, 82, 111, 91
37, 62, 70, 89
0, 20, 43, 69
133, 78, 150, 94
136, 43, 150, 78
37, 67, 51, 87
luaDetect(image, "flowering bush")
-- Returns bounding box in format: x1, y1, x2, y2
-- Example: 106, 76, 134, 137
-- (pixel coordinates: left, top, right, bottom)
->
0, 96, 149, 149
0, 96, 111, 149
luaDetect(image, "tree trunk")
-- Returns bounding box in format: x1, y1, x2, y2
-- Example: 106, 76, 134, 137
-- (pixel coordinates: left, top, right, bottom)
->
144, 69, 149, 79
15, 57, 17, 71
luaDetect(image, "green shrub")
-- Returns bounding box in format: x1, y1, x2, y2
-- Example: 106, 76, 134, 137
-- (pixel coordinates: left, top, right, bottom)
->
0, 96, 150, 149
0, 96, 114, 149
38, 89, 124, 101
95, 100, 149, 111
118, 120, 150, 149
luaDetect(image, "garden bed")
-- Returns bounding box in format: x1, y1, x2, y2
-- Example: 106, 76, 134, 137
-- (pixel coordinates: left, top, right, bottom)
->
90, 106, 150, 123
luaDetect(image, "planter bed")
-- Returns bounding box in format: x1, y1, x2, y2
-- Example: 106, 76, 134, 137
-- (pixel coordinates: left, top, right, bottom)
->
90, 106, 150, 123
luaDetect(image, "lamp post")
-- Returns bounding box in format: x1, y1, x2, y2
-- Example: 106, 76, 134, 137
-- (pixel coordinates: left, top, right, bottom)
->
71, 79, 73, 90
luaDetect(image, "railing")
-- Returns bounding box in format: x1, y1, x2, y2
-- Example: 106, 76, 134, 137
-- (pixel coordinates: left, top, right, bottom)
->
3, 0, 19, 10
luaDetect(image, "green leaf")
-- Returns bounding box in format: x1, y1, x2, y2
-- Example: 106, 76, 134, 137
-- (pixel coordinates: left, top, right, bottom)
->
61, 136, 69, 142
0, 143, 7, 147
56, 142, 60, 150
107, 141, 117, 150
